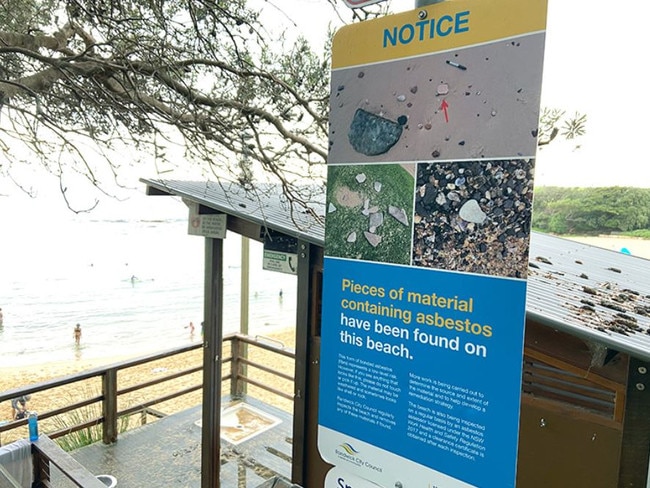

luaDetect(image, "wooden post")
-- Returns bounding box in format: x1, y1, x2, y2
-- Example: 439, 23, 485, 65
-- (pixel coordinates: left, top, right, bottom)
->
240, 236, 249, 395
618, 357, 650, 486
31, 443, 49, 488
201, 237, 224, 488
291, 240, 314, 484
102, 369, 118, 444
230, 335, 241, 397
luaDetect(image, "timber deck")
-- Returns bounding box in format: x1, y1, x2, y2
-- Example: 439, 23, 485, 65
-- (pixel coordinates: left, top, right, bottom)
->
54, 396, 293, 488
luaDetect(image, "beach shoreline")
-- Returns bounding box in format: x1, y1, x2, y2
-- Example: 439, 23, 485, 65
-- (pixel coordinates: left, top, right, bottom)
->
3, 235, 648, 443
562, 235, 650, 259
1, 328, 296, 445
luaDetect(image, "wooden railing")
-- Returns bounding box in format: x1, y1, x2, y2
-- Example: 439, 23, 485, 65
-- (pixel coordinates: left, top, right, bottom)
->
0, 333, 295, 450
227, 334, 296, 402
32, 435, 106, 487
0, 434, 112, 487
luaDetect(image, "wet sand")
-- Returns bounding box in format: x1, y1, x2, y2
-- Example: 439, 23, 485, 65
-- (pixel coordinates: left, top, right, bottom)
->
1, 328, 295, 445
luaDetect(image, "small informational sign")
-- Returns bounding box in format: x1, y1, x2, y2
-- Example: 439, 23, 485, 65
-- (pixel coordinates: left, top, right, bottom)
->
262, 229, 298, 275
187, 202, 227, 239
343, 0, 386, 8
319, 0, 548, 487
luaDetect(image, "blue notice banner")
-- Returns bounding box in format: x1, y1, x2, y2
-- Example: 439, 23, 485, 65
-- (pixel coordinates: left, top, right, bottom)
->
318, 256, 527, 487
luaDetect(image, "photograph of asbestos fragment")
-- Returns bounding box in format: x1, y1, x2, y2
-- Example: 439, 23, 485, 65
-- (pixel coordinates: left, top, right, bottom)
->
412, 159, 534, 278
325, 163, 415, 265
328, 33, 545, 164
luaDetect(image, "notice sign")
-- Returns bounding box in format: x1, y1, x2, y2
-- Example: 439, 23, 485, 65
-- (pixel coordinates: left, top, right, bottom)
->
187, 203, 227, 239
318, 1, 547, 487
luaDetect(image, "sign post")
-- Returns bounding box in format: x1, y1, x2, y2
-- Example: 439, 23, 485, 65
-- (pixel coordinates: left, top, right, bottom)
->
318, 1, 548, 487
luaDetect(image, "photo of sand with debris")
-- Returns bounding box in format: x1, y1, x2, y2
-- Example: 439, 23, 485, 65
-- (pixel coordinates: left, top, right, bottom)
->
325, 163, 415, 265
412, 159, 534, 278
328, 32, 545, 164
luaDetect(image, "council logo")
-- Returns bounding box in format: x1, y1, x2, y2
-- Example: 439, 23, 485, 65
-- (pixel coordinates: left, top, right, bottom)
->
339, 443, 360, 456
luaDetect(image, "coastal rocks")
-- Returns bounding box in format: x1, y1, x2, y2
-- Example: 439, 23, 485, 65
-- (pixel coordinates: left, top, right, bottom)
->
412, 159, 535, 278
348, 108, 404, 156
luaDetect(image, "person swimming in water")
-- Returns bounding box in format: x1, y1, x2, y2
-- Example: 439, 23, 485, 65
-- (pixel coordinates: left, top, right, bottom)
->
73, 323, 82, 345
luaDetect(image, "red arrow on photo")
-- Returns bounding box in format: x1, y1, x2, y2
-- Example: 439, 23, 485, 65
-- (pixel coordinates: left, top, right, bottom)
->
440, 99, 449, 123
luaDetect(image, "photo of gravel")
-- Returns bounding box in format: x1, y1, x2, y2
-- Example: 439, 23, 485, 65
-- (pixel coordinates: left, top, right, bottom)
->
325, 163, 415, 265
329, 32, 545, 164
412, 159, 535, 278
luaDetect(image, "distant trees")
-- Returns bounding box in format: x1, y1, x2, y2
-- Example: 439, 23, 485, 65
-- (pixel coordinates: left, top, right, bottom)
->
532, 187, 650, 235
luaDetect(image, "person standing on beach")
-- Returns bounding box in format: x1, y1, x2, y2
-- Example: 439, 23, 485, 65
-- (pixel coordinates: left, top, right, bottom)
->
73, 323, 82, 345
11, 395, 30, 420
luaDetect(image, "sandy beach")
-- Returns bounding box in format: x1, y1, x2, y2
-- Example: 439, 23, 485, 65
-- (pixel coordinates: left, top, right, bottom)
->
1, 328, 295, 445
2, 235, 647, 446
563, 235, 650, 259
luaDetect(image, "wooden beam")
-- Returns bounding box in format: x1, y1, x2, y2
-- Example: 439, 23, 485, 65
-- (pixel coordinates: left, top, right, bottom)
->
201, 237, 224, 488
291, 240, 313, 485
102, 369, 118, 444
240, 237, 250, 396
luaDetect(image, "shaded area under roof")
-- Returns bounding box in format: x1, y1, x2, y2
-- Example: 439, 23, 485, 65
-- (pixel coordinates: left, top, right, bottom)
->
143, 178, 325, 245
142, 178, 650, 361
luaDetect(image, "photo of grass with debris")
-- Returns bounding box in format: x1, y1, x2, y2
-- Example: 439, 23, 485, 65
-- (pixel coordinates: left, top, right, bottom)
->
325, 163, 415, 265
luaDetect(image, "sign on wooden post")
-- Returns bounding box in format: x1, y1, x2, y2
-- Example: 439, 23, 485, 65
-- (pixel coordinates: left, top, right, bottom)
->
318, 1, 548, 486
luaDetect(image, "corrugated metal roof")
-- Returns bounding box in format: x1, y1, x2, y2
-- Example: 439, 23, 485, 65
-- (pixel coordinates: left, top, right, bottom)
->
142, 179, 326, 245
142, 178, 650, 360
527, 233, 650, 361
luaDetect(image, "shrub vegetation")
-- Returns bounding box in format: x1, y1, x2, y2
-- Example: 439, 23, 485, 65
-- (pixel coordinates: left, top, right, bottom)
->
532, 187, 650, 235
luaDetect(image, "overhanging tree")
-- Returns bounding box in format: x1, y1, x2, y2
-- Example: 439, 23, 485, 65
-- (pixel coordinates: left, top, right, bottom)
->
0, 0, 353, 215
1, 0, 583, 216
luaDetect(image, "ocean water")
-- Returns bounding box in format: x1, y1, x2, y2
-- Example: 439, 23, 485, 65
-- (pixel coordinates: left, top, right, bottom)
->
0, 199, 297, 368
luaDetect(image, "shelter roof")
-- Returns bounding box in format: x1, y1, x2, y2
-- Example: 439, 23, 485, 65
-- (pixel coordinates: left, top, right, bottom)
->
142, 178, 650, 360
143, 179, 325, 245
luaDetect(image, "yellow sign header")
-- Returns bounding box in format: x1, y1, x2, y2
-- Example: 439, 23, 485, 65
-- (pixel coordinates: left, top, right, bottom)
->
332, 0, 547, 69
